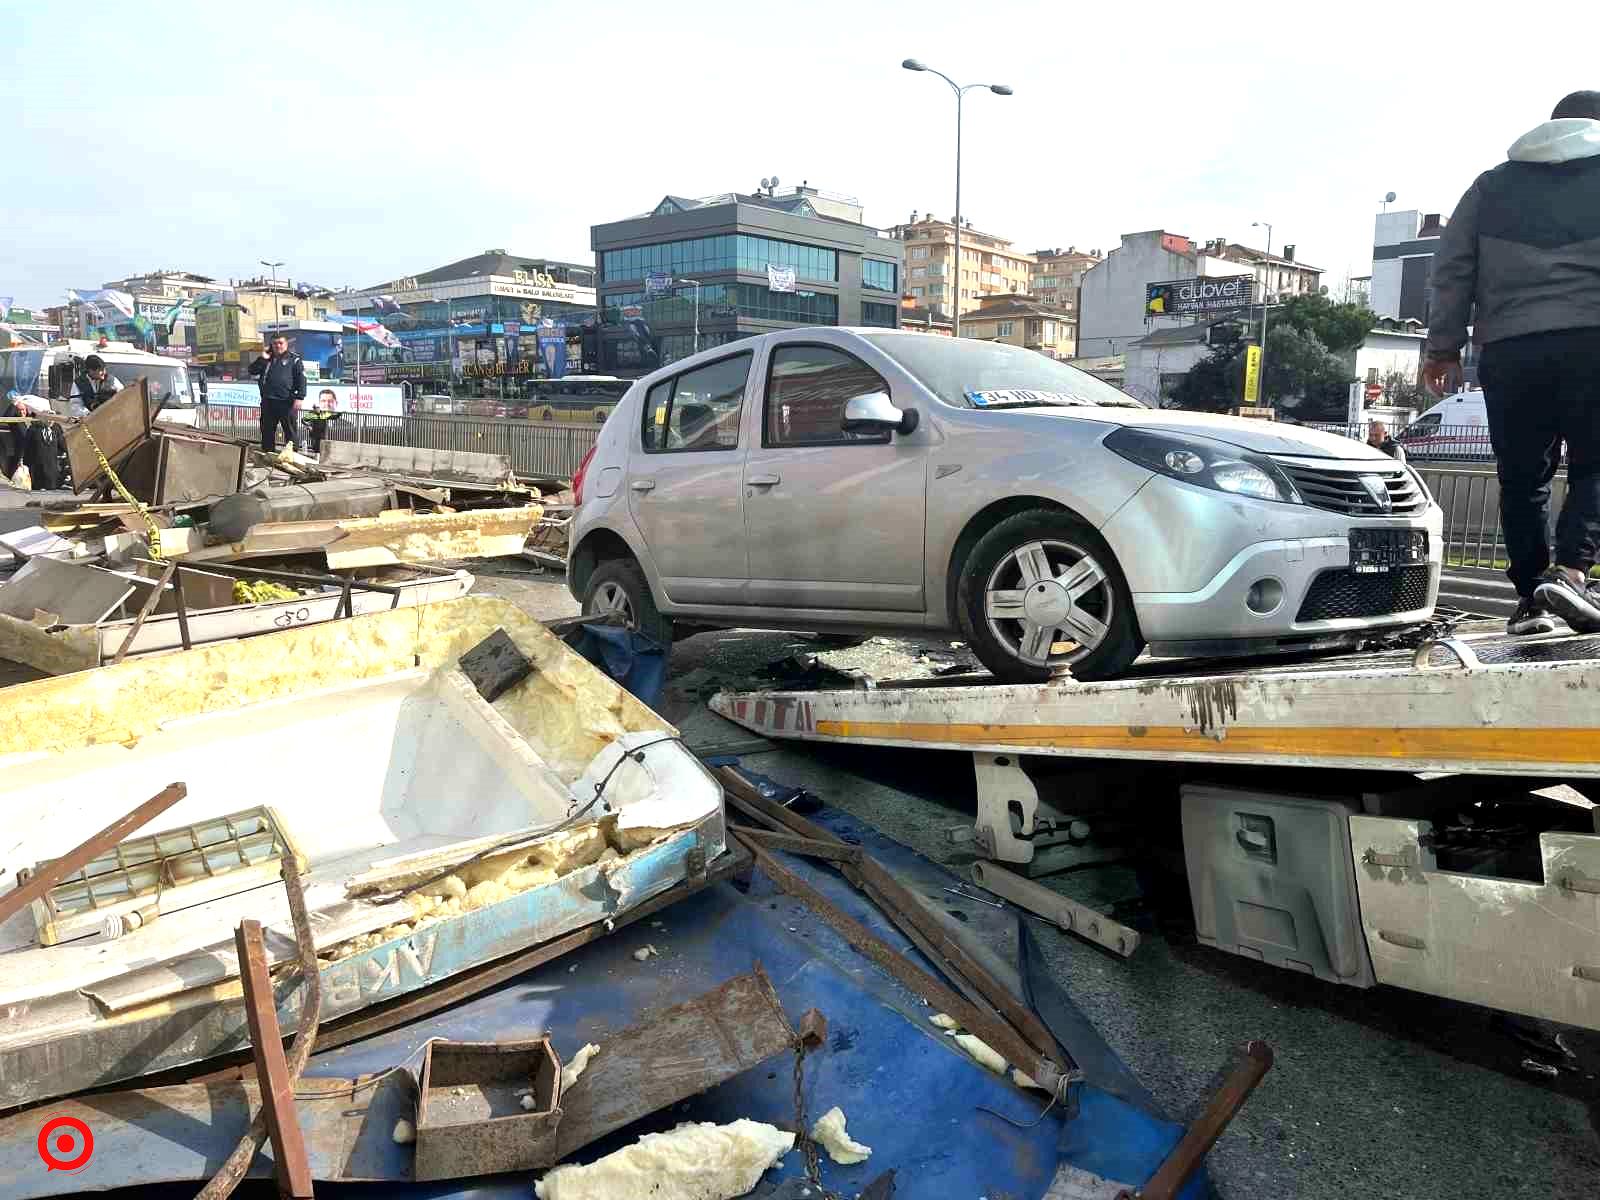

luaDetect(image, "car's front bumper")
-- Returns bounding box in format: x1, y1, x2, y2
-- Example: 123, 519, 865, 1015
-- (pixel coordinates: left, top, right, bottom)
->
1101, 473, 1444, 647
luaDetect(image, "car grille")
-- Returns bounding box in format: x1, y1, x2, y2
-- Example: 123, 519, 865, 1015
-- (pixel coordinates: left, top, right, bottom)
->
1296, 565, 1433, 622
1275, 462, 1428, 516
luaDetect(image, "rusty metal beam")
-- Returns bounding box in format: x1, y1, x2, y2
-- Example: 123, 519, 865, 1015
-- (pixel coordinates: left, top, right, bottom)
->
733, 830, 1069, 1100
719, 768, 1068, 1069
197, 864, 322, 1200
553, 966, 798, 1160
234, 919, 314, 1199
736, 827, 863, 864
1128, 1041, 1274, 1200
0, 782, 186, 928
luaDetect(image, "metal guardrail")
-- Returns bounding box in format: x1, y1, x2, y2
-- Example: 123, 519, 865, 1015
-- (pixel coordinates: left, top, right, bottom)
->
196, 406, 600, 479
1308, 422, 1496, 464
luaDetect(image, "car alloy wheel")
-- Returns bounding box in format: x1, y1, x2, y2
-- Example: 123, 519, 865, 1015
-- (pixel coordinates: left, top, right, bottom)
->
983, 539, 1114, 667
589, 579, 636, 626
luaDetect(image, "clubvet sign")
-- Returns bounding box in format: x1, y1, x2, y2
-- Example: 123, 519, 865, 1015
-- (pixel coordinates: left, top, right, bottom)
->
1146, 275, 1255, 318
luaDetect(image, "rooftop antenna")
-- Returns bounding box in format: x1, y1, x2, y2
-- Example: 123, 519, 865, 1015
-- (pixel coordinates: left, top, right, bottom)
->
1382, 191, 1396, 213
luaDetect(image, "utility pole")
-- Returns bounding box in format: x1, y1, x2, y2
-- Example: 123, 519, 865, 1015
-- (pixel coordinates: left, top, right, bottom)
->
902, 60, 1012, 338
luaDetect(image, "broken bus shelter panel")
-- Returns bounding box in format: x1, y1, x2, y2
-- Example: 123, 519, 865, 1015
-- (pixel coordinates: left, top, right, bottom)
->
0, 597, 726, 1109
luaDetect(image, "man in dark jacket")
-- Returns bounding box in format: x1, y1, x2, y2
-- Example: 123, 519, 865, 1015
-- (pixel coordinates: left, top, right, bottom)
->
249, 334, 306, 452
1424, 90, 1600, 636
1366, 420, 1405, 461
75, 354, 123, 411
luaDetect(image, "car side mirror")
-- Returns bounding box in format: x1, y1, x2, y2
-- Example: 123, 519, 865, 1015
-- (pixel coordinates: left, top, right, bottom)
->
841, 391, 919, 436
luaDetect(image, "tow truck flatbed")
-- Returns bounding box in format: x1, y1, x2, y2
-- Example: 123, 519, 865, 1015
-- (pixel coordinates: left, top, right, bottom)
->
711, 624, 1600, 778
712, 624, 1600, 1033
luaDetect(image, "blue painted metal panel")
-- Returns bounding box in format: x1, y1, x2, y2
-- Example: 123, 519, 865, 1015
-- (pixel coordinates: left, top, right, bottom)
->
4, 808, 1214, 1199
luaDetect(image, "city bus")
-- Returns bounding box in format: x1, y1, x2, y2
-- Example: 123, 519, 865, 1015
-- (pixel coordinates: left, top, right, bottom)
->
523, 376, 630, 424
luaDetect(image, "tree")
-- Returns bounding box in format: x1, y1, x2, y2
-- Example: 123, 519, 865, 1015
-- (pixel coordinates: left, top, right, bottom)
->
1265, 325, 1356, 422
1168, 325, 1246, 412
1272, 294, 1374, 354
1166, 296, 1372, 416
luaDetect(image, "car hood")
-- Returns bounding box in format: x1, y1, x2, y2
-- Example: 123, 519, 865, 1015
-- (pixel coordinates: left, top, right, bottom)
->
1015, 406, 1388, 459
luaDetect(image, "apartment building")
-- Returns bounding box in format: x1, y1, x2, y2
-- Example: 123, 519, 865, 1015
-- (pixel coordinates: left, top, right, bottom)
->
961, 294, 1076, 358
1029, 248, 1102, 312
890, 213, 1034, 318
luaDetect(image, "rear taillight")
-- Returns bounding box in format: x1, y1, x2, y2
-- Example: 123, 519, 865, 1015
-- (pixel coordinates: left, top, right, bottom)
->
572, 444, 598, 506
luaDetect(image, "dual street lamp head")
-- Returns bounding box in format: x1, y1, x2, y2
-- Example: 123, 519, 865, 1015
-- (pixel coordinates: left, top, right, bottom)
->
901, 59, 1012, 94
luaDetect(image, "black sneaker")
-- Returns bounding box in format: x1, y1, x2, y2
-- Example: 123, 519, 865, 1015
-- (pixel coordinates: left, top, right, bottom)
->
1507, 596, 1557, 636
1534, 567, 1600, 634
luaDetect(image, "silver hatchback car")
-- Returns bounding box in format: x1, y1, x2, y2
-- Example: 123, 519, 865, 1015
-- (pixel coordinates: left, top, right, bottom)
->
568, 329, 1442, 682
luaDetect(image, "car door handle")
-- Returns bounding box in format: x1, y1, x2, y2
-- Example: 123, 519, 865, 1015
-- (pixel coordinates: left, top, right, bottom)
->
747, 473, 781, 486
630, 479, 656, 492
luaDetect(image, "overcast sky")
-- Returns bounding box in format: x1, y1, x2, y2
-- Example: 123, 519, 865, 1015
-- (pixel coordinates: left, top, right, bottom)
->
8, 0, 1595, 309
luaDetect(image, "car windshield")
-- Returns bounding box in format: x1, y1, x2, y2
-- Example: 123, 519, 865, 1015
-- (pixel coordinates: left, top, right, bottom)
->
862, 334, 1145, 409
107, 361, 194, 407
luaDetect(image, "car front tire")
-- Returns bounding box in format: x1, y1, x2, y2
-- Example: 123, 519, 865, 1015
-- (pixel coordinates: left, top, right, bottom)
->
957, 510, 1143, 683
582, 558, 674, 647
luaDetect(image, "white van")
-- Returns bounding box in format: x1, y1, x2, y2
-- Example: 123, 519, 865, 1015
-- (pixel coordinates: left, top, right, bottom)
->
0, 339, 201, 426
1398, 389, 1491, 461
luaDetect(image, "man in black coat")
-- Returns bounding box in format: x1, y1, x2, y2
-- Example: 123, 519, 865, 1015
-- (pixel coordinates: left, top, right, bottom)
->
249, 334, 306, 452
1424, 89, 1600, 635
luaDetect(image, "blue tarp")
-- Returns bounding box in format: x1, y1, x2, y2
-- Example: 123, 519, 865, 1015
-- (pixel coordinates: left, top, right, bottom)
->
69, 806, 1210, 1200
563, 624, 668, 710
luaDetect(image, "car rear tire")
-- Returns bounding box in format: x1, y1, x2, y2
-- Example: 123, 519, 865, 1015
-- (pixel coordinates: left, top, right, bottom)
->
957, 510, 1143, 683
583, 558, 674, 648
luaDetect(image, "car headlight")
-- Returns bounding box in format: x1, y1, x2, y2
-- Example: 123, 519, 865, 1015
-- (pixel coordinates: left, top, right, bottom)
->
1104, 428, 1302, 504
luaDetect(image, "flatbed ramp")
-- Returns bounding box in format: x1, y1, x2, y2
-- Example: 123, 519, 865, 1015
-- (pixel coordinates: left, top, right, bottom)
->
711, 627, 1600, 777
713, 625, 1600, 1034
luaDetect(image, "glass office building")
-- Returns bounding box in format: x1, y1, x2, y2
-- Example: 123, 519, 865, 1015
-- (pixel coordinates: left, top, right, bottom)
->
591, 185, 903, 374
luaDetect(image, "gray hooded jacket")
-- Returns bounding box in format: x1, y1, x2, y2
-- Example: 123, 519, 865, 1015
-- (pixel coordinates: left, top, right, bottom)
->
1426, 118, 1600, 358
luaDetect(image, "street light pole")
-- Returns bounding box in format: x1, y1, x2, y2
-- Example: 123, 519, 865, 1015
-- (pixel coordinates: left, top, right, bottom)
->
1251, 221, 1273, 404
902, 60, 1012, 339
259, 259, 284, 340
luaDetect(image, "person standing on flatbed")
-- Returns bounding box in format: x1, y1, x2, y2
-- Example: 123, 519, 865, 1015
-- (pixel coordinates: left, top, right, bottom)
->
1424, 90, 1600, 637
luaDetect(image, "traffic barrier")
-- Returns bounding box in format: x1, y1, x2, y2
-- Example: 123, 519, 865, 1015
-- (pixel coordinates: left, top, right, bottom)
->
197, 406, 600, 479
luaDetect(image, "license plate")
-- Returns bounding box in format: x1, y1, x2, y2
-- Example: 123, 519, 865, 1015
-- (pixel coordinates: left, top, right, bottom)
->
1350, 528, 1428, 574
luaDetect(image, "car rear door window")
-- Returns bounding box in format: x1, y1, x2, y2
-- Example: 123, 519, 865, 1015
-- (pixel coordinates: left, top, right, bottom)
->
764, 344, 891, 447
641, 353, 751, 452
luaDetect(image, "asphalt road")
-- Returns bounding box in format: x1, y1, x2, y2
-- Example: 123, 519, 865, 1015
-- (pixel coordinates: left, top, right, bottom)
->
473, 568, 1600, 1200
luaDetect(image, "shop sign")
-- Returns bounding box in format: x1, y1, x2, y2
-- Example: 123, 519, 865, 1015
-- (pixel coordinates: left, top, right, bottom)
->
489, 278, 594, 305
767, 265, 796, 293
1146, 275, 1254, 318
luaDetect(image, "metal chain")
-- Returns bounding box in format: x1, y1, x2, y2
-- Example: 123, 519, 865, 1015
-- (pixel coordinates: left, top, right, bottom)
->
792, 1041, 823, 1186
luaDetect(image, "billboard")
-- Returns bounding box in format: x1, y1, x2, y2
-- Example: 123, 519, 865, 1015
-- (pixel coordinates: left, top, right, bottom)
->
206, 380, 405, 417
195, 305, 241, 351
1146, 275, 1255, 318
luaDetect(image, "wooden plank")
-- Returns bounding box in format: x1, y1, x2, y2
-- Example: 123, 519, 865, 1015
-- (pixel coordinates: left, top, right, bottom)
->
0, 783, 187, 928
235, 920, 315, 1198
66, 377, 155, 489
